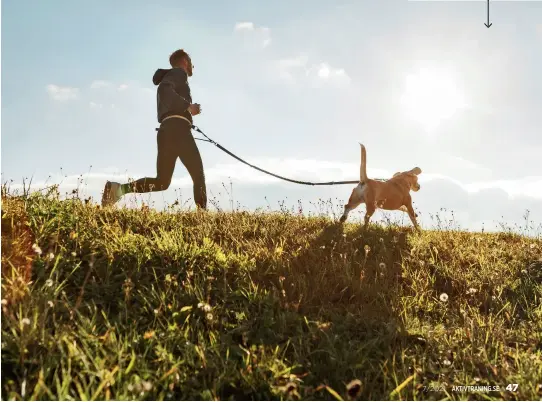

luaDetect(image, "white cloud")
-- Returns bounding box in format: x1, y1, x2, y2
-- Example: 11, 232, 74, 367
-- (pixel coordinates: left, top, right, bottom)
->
307, 62, 351, 84
90, 80, 112, 89
234, 22, 255, 32
234, 21, 271, 48
46, 84, 79, 101
274, 56, 350, 86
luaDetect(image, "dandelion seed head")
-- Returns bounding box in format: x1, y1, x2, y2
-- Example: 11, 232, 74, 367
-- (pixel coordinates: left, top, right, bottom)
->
439, 293, 449, 302
32, 244, 42, 255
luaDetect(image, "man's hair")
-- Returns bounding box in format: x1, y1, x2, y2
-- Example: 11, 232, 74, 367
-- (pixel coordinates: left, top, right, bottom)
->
169, 49, 190, 67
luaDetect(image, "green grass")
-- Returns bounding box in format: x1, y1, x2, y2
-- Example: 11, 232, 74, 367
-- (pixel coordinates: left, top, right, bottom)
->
1, 189, 542, 400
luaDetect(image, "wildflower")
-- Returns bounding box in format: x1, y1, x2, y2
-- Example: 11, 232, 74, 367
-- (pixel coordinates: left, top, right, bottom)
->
71, 252, 76, 257
206, 313, 213, 321
379, 262, 386, 270
364, 245, 371, 255
1, 299, 7, 306
153, 309, 159, 315
442, 359, 452, 366
379, 238, 384, 243
144, 331, 155, 339
45, 279, 54, 287
466, 288, 477, 295
32, 244, 42, 255
142, 381, 152, 392
281, 382, 297, 394
439, 293, 449, 302
48, 301, 54, 308
346, 379, 362, 400
22, 318, 31, 326
530, 243, 536, 249
47, 252, 55, 261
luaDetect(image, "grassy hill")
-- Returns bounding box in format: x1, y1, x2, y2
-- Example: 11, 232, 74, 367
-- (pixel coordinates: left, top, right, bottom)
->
1, 190, 541, 400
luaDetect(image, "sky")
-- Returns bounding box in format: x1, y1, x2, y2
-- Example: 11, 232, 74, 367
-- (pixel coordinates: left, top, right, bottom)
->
2, 0, 542, 234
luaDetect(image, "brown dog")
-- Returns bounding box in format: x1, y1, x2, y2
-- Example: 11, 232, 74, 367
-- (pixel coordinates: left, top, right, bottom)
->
339, 144, 422, 230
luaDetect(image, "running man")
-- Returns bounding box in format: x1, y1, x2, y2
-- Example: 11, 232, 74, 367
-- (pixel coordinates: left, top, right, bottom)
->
101, 49, 207, 209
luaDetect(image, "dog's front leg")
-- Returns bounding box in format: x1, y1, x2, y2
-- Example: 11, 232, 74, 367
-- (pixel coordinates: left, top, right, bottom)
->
405, 202, 421, 231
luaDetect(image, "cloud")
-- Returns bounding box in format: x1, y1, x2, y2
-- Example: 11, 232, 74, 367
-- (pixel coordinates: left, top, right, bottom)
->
234, 22, 255, 32
90, 80, 112, 89
234, 21, 271, 48
45, 84, 79, 101
274, 56, 350, 86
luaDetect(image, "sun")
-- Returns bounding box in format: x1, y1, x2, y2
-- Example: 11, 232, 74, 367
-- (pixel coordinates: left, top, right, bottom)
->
399, 66, 467, 133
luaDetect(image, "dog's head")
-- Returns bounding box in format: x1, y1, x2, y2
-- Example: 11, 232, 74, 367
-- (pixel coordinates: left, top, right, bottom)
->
392, 167, 422, 192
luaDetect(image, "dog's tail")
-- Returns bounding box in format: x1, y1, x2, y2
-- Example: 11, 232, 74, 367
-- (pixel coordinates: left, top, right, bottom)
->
359, 143, 368, 182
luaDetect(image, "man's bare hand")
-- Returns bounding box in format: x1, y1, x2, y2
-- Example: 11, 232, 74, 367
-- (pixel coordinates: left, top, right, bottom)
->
188, 103, 201, 116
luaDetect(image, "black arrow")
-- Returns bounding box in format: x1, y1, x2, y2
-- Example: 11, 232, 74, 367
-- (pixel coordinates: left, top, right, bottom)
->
484, 0, 492, 28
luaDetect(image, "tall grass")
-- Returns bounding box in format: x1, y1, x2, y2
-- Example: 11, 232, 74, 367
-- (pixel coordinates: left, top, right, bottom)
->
1, 187, 541, 400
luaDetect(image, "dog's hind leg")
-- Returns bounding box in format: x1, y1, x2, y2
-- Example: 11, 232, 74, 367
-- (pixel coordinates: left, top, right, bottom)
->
363, 203, 376, 229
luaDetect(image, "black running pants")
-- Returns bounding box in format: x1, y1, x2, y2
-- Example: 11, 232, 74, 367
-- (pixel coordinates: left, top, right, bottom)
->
127, 118, 207, 209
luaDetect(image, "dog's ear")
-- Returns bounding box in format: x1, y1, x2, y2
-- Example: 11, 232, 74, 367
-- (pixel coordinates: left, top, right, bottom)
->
408, 167, 422, 175
393, 172, 402, 177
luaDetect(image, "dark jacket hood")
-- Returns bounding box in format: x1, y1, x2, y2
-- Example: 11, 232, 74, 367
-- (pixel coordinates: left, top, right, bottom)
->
153, 68, 171, 85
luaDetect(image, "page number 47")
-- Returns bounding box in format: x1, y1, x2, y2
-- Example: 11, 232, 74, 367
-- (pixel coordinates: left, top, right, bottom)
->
506, 384, 519, 392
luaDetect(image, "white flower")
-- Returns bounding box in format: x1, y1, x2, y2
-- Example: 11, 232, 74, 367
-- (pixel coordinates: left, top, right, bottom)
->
48, 301, 54, 308
442, 359, 451, 366
32, 244, 42, 255
22, 318, 31, 326
466, 288, 477, 295
47, 252, 55, 261
142, 381, 152, 391
439, 293, 449, 302
206, 313, 213, 321
379, 262, 386, 270
45, 279, 54, 287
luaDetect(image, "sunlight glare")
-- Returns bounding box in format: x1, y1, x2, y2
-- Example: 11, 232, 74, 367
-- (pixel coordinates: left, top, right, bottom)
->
400, 66, 467, 133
